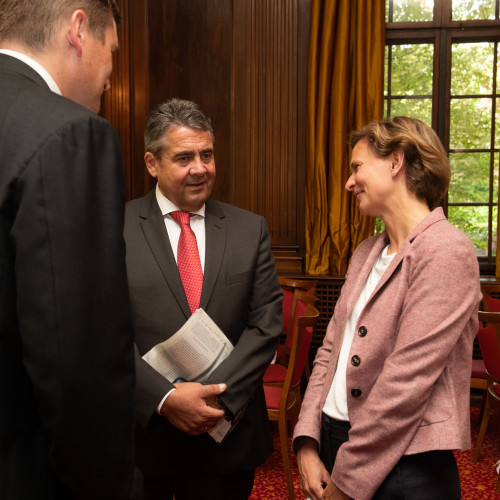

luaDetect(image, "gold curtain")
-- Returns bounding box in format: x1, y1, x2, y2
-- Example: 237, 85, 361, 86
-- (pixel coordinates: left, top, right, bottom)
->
305, 0, 385, 275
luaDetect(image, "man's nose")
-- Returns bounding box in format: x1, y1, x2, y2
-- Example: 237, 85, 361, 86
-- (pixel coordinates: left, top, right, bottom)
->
191, 157, 206, 174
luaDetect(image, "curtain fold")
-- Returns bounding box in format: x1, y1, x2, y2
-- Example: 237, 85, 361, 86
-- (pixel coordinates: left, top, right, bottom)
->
305, 0, 385, 275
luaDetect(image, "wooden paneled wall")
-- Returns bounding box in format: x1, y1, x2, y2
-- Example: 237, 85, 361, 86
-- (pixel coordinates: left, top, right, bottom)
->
101, 0, 311, 273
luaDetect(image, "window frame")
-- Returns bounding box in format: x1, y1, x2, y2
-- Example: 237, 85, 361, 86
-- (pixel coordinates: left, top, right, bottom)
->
386, 1, 500, 273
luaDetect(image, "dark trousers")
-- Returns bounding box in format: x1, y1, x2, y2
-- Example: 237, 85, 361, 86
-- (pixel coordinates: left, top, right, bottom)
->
320, 413, 461, 500
143, 468, 255, 500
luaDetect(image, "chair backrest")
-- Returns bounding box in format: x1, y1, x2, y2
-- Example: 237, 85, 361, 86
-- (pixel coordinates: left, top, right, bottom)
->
278, 289, 318, 365
285, 302, 320, 389
279, 276, 318, 295
477, 311, 500, 381
480, 284, 500, 312
279, 276, 318, 333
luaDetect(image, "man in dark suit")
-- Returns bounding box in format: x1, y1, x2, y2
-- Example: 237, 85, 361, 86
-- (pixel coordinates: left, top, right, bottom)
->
125, 98, 283, 500
0, 1, 141, 498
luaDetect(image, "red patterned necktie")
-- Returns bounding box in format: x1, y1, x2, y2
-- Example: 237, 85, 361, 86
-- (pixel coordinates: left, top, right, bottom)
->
170, 210, 203, 314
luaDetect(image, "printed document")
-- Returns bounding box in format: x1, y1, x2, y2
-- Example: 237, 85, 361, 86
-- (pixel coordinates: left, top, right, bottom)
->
142, 308, 233, 383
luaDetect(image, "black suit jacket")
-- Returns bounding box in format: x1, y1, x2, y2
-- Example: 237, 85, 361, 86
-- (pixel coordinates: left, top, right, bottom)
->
125, 189, 283, 475
0, 54, 141, 499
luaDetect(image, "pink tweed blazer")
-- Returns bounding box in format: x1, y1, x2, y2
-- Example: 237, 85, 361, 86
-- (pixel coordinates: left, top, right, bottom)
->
293, 208, 481, 500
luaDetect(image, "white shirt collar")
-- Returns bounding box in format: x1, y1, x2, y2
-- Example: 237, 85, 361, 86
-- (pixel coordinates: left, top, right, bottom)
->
0, 49, 61, 95
155, 183, 205, 217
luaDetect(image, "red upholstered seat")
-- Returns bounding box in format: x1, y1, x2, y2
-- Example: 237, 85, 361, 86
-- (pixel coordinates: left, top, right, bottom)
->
471, 358, 487, 379
263, 385, 282, 410
263, 363, 287, 383
481, 284, 500, 313
485, 294, 500, 312
478, 323, 500, 380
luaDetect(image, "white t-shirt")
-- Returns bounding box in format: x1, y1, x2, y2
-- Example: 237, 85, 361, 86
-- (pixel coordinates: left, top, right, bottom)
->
322, 245, 395, 421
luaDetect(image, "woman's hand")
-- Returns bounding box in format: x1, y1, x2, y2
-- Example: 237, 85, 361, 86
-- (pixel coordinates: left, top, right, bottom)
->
322, 481, 350, 500
296, 437, 334, 500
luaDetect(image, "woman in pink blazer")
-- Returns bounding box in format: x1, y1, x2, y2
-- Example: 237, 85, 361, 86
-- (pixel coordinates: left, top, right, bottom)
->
294, 117, 481, 500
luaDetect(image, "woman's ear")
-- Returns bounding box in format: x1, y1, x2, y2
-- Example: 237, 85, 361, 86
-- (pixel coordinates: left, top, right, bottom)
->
391, 149, 404, 177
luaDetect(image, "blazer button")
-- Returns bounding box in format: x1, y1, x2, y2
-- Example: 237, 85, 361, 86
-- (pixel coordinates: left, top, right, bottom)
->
351, 355, 361, 367
358, 326, 367, 337
351, 388, 362, 398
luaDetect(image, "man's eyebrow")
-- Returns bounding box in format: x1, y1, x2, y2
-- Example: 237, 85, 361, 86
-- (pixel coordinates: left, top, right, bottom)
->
172, 150, 195, 160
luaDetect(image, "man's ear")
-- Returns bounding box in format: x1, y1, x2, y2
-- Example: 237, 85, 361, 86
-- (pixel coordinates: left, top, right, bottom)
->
144, 152, 159, 178
67, 10, 88, 58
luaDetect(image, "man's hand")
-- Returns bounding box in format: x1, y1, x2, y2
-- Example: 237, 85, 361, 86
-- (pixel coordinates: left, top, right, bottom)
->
159, 382, 226, 435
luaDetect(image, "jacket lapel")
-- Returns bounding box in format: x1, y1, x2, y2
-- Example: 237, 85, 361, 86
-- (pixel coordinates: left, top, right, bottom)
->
200, 198, 226, 310
138, 191, 191, 317
344, 235, 389, 318
366, 207, 447, 305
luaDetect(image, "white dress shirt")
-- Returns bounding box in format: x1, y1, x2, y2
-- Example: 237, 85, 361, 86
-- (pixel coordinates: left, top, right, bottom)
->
155, 183, 206, 272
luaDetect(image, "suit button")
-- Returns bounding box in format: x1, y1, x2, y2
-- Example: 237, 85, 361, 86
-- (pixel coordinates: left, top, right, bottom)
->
358, 326, 367, 337
351, 388, 362, 398
351, 355, 361, 367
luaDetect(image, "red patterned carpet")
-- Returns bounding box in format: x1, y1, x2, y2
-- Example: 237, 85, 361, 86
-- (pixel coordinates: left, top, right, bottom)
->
250, 405, 500, 499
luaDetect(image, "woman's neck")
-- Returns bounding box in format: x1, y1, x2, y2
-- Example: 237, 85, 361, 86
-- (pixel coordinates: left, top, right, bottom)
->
382, 195, 431, 254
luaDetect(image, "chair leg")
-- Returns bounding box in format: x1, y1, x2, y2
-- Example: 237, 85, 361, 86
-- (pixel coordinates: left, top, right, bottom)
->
478, 389, 487, 423
278, 414, 295, 500
289, 389, 301, 430
473, 394, 491, 463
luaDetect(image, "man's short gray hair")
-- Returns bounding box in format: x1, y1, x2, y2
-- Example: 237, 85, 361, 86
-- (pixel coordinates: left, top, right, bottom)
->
144, 98, 215, 158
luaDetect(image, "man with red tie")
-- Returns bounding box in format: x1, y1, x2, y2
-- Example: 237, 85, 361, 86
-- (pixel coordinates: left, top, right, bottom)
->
124, 98, 283, 500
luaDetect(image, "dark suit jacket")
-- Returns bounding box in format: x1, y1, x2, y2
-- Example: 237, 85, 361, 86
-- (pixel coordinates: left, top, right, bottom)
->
125, 189, 283, 475
0, 54, 141, 499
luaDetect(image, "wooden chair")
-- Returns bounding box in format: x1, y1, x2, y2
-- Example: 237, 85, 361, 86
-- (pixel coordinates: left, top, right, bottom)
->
469, 284, 494, 415
471, 359, 487, 391
263, 289, 317, 387
279, 276, 318, 345
473, 311, 500, 494
279, 276, 318, 295
264, 302, 319, 500
471, 357, 488, 424
481, 283, 500, 312
278, 276, 318, 381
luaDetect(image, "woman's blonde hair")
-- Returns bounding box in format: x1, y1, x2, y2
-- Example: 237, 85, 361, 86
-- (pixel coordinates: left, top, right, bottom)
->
351, 116, 450, 209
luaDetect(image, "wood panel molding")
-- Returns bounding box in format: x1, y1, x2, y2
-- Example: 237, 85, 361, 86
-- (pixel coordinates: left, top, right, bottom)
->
101, 0, 151, 201
232, 0, 309, 273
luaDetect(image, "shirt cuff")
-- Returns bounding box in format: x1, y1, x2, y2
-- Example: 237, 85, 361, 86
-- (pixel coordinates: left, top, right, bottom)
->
156, 388, 176, 414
